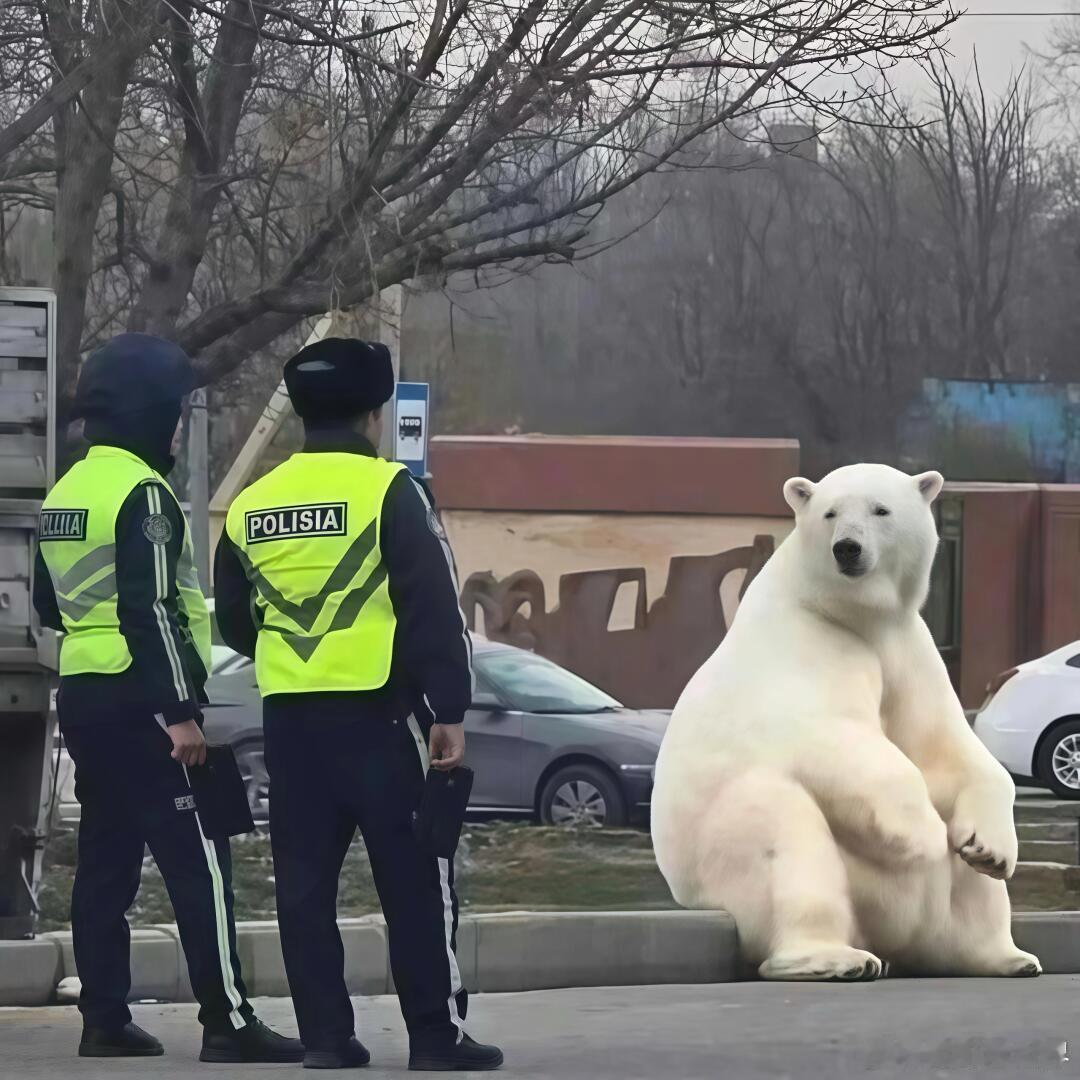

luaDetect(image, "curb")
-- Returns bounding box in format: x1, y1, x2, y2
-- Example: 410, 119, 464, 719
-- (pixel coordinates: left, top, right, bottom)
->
469, 911, 738, 993
29, 910, 737, 1006
3, 909, 1075, 1007
1015, 801, 1080, 824
0, 939, 62, 1007
1012, 911, 1080, 973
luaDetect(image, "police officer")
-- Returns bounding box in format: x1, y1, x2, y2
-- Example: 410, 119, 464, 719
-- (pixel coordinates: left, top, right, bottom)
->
213, 338, 503, 1071
34, 334, 303, 1064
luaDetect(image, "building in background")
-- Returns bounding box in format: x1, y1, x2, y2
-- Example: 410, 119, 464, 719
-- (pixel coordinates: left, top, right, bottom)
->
901, 378, 1080, 484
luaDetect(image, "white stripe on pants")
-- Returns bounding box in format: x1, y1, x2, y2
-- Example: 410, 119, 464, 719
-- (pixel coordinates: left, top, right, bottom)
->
406, 714, 464, 1043
156, 712, 245, 1031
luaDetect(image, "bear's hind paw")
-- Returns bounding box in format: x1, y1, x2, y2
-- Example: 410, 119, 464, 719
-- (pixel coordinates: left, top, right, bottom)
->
998, 951, 1042, 978
759, 946, 885, 983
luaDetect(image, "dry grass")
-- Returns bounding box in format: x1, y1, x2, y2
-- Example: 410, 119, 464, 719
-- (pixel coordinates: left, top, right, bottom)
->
37, 821, 676, 931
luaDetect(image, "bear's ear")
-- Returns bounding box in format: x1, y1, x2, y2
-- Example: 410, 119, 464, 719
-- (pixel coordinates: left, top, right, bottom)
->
914, 471, 944, 504
783, 477, 816, 512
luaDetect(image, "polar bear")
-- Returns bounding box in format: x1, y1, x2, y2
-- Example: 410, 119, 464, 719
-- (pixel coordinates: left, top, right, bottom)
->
651, 464, 1040, 981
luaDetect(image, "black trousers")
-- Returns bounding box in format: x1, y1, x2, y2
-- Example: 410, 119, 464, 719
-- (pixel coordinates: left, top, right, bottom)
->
264, 696, 467, 1053
60, 699, 254, 1033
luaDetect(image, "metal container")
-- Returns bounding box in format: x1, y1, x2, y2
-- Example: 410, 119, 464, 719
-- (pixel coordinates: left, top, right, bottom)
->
0, 287, 58, 938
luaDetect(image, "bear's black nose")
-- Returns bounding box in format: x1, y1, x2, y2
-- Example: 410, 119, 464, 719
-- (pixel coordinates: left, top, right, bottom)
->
832, 539, 863, 570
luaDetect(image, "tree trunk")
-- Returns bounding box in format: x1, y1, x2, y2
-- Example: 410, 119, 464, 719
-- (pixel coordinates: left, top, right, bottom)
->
52, 0, 158, 414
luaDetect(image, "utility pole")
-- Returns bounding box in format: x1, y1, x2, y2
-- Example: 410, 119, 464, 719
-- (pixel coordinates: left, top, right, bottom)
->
187, 386, 210, 591
375, 285, 403, 460
207, 314, 333, 560
205, 289, 406, 567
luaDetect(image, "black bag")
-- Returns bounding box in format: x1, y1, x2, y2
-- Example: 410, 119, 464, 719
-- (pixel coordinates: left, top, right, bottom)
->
412, 766, 474, 859
187, 744, 256, 840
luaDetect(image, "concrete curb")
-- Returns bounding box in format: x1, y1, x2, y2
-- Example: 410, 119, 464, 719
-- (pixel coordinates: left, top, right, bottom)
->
32, 910, 737, 1006
470, 911, 739, 993
45, 929, 181, 1001
1015, 801, 1080, 824
1012, 911, 1080, 973
0, 939, 62, 1006
4, 910, 1077, 1007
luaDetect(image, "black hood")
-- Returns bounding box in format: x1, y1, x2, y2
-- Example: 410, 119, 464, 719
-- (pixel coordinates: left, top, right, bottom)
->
84, 402, 182, 476
74, 333, 194, 418
75, 334, 194, 475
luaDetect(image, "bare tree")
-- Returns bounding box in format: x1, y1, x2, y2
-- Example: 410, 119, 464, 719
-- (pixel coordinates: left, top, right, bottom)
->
895, 62, 1041, 379
399, 54, 1050, 475
0, 1, 958, 406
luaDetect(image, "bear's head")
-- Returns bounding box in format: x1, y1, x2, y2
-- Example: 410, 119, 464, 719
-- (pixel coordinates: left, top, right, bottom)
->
782, 464, 944, 615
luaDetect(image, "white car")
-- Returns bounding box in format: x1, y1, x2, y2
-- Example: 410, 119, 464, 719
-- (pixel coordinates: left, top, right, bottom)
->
973, 641, 1080, 799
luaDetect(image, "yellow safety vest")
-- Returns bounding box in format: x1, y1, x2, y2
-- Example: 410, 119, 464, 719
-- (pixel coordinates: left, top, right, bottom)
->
225, 452, 405, 696
38, 445, 212, 678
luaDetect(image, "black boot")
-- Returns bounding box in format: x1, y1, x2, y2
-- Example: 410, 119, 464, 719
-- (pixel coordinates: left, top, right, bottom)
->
200, 1018, 305, 1064
79, 1022, 164, 1058
304, 1036, 372, 1069
409, 1033, 504, 1072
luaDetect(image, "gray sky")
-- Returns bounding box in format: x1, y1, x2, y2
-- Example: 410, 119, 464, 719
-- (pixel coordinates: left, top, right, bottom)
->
895, 1, 1074, 96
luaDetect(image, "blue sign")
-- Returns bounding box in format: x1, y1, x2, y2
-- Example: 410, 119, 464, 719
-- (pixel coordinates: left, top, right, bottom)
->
394, 382, 430, 477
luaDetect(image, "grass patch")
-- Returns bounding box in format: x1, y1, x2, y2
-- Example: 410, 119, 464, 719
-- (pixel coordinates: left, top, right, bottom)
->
37, 821, 676, 931
37, 819, 1080, 932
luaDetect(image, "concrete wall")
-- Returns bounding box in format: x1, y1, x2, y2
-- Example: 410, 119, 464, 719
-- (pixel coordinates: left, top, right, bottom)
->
954, 484, 1080, 706
444, 510, 793, 630
431, 435, 800, 706
432, 434, 799, 615
430, 439, 1080, 711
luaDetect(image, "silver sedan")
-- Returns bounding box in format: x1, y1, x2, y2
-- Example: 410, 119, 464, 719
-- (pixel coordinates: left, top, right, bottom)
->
202, 639, 669, 827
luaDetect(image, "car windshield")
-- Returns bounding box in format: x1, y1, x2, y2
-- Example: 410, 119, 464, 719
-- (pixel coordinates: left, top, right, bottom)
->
477, 650, 622, 714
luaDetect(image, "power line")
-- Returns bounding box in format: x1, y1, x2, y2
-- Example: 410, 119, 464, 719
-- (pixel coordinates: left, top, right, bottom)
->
949, 10, 1077, 15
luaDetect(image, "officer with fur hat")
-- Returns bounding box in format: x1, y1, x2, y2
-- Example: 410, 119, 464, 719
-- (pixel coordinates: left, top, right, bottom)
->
214, 338, 502, 1071
34, 334, 303, 1063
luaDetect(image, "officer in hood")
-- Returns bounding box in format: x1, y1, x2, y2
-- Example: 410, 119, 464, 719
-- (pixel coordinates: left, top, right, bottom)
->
34, 334, 303, 1064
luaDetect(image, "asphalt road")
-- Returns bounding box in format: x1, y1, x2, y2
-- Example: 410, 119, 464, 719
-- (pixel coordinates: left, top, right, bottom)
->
4, 978, 1080, 1079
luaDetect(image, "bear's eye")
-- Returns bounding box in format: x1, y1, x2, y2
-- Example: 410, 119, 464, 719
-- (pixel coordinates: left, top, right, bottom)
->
874, 506, 891, 517
824, 510, 837, 520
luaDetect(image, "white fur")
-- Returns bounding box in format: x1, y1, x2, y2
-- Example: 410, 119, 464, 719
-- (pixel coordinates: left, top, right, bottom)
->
651, 464, 1040, 981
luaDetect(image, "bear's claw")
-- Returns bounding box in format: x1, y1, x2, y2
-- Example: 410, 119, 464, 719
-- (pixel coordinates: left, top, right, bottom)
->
833, 958, 882, 982
956, 833, 1013, 880
999, 951, 1042, 978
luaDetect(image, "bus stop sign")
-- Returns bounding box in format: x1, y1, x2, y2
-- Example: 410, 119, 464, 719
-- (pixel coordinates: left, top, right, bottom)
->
394, 382, 429, 477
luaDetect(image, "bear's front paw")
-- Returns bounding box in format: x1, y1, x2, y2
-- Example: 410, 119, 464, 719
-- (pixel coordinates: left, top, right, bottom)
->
949, 819, 1017, 880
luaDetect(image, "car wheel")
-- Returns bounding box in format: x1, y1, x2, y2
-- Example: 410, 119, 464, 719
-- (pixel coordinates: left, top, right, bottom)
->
1036, 720, 1080, 800
234, 740, 271, 821
539, 764, 626, 828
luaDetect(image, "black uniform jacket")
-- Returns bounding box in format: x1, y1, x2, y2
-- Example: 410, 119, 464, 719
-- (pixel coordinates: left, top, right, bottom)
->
213, 431, 472, 727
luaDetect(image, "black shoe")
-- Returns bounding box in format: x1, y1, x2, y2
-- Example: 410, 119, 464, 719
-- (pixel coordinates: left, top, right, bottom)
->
304, 1037, 372, 1069
200, 1018, 305, 1064
409, 1034, 504, 1072
79, 1022, 164, 1058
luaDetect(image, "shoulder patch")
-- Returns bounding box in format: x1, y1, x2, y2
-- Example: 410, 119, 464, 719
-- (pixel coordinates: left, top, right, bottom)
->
427, 507, 447, 541
142, 513, 173, 545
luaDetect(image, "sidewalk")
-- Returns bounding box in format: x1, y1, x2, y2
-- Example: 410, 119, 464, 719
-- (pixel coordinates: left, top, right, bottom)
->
4, 978, 1079, 1079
